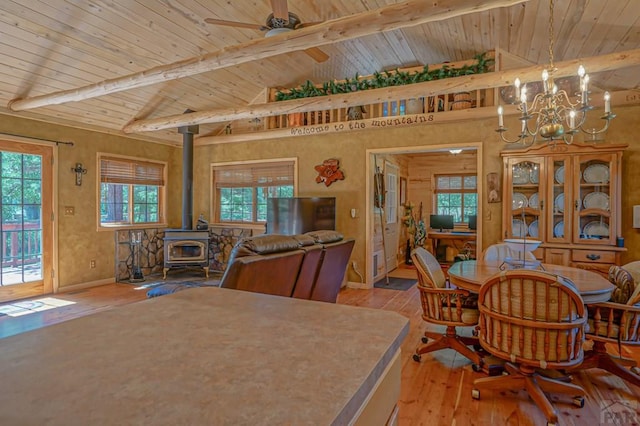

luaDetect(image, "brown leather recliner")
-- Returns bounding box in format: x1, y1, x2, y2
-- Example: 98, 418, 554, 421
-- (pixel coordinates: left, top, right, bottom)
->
220, 231, 354, 303
304, 230, 355, 303
220, 234, 307, 297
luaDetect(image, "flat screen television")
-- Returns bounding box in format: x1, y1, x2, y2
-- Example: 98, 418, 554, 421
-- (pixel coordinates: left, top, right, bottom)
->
266, 197, 336, 235
429, 214, 454, 232
468, 214, 477, 230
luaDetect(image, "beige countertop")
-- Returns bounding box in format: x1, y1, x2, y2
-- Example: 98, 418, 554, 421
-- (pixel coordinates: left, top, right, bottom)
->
0, 286, 409, 425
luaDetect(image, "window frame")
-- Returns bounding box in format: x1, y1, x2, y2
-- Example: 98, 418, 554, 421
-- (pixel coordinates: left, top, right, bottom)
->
211, 158, 298, 226
433, 173, 478, 224
97, 153, 167, 230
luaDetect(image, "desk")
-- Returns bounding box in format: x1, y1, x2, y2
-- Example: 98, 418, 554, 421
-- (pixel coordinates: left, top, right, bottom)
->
0, 287, 409, 425
427, 231, 477, 258
448, 260, 614, 304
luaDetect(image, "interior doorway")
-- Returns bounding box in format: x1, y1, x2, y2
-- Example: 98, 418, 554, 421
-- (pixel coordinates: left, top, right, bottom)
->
366, 143, 483, 287
0, 139, 54, 303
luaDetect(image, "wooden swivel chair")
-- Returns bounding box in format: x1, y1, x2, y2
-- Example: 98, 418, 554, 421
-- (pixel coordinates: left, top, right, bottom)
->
411, 247, 482, 366
471, 270, 587, 426
575, 265, 640, 388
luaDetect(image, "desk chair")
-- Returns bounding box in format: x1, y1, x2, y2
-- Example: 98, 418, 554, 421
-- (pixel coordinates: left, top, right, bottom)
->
577, 265, 640, 388
472, 270, 587, 426
411, 247, 482, 366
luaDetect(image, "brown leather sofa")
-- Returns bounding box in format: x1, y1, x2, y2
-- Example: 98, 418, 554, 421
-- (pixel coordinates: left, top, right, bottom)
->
220, 230, 354, 303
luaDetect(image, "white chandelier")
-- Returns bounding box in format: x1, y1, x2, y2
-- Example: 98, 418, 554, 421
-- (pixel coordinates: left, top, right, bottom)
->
496, 0, 615, 145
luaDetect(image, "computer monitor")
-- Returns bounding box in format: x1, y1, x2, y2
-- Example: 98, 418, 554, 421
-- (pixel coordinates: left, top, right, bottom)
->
468, 214, 477, 230
429, 214, 454, 231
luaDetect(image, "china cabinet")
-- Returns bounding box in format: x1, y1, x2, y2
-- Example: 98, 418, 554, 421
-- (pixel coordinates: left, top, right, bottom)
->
501, 142, 627, 276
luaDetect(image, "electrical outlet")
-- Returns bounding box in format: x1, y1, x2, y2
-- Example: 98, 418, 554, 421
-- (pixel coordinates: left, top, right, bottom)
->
90, 259, 96, 268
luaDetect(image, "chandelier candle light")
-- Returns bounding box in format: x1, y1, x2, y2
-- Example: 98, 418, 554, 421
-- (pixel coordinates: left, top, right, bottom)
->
497, 0, 615, 145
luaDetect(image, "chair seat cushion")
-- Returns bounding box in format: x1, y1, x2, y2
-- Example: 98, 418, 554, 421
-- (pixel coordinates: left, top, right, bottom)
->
587, 318, 621, 340
441, 292, 478, 309
439, 293, 479, 324
608, 265, 637, 305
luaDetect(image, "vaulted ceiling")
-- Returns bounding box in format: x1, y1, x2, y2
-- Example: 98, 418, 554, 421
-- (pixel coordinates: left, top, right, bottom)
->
1, 0, 639, 145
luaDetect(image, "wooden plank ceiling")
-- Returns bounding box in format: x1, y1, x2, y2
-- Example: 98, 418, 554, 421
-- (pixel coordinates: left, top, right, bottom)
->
0, 0, 638, 145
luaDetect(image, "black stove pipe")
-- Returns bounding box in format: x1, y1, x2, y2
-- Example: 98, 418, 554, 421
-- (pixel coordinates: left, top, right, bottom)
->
178, 111, 199, 230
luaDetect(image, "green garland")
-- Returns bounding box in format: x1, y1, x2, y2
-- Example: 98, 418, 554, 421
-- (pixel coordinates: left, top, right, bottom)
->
275, 52, 493, 101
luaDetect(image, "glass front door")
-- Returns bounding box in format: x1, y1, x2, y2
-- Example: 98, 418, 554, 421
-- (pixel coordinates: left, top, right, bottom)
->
0, 140, 53, 302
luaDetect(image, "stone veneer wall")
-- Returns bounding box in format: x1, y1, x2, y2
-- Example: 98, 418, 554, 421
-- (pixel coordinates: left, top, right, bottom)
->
209, 226, 253, 273
115, 228, 165, 282
115, 226, 256, 282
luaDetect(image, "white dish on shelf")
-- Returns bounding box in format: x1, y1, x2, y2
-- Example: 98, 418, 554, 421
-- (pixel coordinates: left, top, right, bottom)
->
512, 192, 528, 209
583, 163, 610, 184
529, 167, 539, 184
529, 192, 539, 209
512, 219, 527, 238
554, 193, 565, 212
504, 238, 542, 252
583, 221, 609, 238
555, 166, 565, 184
583, 191, 610, 210
513, 167, 529, 185
554, 221, 564, 238
528, 220, 539, 238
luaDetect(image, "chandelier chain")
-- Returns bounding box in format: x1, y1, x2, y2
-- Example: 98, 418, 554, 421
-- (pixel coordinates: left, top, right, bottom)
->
548, 0, 554, 69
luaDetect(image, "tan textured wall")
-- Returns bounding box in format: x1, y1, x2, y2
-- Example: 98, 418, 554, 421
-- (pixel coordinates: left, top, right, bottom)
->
0, 115, 180, 289
194, 105, 640, 282
2, 103, 639, 289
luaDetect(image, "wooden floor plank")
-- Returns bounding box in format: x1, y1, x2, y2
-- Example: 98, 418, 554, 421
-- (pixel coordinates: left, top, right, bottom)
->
0, 275, 639, 425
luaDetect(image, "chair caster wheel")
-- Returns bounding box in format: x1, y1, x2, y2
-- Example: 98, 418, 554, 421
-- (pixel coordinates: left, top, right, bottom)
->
573, 396, 585, 408
413, 353, 421, 362
631, 366, 640, 375
471, 389, 480, 400
471, 363, 482, 372
473, 344, 483, 352
421, 336, 429, 344
472, 329, 479, 337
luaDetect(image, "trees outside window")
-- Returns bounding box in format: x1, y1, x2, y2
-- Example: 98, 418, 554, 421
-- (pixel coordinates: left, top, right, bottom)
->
99, 155, 165, 227
435, 174, 477, 223
213, 160, 295, 224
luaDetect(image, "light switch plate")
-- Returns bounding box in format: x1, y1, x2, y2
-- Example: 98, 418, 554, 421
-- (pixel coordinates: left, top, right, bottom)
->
64, 206, 75, 216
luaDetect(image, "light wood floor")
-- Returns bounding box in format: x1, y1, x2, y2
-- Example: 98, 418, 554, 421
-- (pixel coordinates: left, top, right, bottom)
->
1, 270, 639, 425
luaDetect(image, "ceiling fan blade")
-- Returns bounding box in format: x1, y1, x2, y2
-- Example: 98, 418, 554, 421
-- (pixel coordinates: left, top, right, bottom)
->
304, 47, 329, 63
204, 18, 267, 31
295, 21, 324, 29
270, 0, 289, 21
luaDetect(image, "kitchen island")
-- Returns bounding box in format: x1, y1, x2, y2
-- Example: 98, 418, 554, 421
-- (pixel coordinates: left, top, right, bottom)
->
0, 286, 409, 425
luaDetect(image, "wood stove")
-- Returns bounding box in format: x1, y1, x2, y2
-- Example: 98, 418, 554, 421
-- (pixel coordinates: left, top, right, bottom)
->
163, 230, 209, 279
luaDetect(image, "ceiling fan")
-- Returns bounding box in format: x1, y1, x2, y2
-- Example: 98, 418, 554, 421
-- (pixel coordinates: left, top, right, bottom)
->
204, 0, 329, 63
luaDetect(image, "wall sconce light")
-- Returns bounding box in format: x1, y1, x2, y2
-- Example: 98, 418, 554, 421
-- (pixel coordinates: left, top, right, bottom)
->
71, 163, 87, 186
449, 149, 462, 155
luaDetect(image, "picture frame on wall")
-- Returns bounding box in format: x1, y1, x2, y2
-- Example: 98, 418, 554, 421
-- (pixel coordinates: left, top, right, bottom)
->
487, 172, 501, 203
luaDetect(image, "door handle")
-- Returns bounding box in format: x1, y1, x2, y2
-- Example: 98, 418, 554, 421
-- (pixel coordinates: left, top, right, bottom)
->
586, 254, 600, 261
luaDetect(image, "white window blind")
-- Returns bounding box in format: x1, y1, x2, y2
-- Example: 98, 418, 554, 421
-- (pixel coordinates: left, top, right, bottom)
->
100, 156, 165, 186
213, 161, 294, 188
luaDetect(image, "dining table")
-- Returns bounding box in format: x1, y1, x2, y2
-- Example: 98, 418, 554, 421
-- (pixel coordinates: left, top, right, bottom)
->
448, 260, 614, 304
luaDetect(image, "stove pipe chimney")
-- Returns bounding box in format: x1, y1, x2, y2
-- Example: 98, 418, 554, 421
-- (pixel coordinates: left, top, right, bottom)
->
178, 110, 199, 230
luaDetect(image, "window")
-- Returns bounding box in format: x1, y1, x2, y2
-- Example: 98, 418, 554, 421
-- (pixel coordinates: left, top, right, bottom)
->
99, 155, 165, 227
213, 160, 295, 223
434, 174, 477, 223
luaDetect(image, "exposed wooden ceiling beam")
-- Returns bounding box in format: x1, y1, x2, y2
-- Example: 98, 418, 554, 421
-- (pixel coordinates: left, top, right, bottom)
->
123, 48, 640, 134
7, 0, 528, 112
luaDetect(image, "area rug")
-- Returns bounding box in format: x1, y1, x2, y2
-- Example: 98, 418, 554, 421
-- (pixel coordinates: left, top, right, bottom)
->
373, 277, 417, 291
145, 281, 219, 298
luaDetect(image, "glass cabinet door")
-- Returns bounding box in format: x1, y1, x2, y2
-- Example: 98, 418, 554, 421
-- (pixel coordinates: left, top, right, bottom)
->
573, 153, 616, 245
505, 158, 544, 240
547, 156, 571, 242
